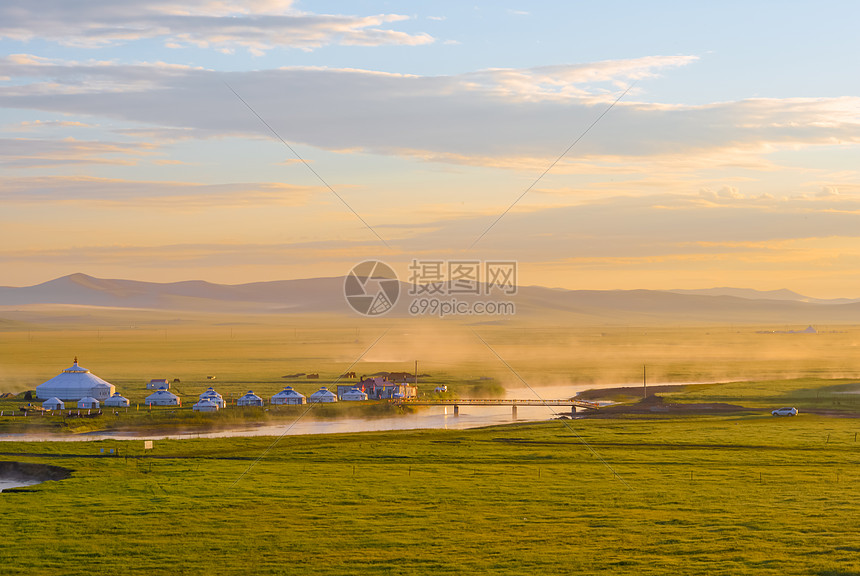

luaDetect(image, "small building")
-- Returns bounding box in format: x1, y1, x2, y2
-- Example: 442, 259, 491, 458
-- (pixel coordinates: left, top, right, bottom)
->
104, 393, 130, 407
237, 391, 263, 407
271, 387, 305, 405
146, 379, 170, 390
36, 358, 115, 401
78, 396, 100, 409
309, 387, 337, 403
199, 387, 225, 408
192, 398, 219, 412
306, 373, 319, 379
145, 388, 180, 406
341, 388, 368, 401
42, 397, 64, 410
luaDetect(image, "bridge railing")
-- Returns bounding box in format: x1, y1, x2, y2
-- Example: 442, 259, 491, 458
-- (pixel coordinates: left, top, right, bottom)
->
394, 398, 599, 409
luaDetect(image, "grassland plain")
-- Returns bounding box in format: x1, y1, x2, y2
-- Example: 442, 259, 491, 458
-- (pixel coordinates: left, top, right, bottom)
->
3, 309, 860, 399
1, 414, 860, 575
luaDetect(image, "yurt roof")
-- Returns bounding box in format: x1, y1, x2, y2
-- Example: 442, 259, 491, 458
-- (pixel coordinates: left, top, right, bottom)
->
273, 387, 304, 398
240, 391, 261, 398
37, 358, 114, 391
64, 361, 89, 373
195, 398, 218, 406
146, 389, 178, 399
79, 396, 99, 402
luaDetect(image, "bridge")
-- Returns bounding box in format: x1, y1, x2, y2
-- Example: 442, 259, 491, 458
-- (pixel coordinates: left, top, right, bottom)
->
394, 398, 599, 420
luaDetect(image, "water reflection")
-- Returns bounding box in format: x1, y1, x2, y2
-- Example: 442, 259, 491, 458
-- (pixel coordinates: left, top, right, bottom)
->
0, 479, 41, 492
0, 405, 573, 442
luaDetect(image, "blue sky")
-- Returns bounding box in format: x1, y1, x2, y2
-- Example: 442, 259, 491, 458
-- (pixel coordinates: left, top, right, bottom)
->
1, 1, 859, 296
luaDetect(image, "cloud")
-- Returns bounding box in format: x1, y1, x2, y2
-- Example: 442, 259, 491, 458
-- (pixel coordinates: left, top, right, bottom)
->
0, 55, 857, 174
0, 0, 433, 53
717, 185, 743, 200
0, 137, 156, 168
9, 120, 95, 130
0, 175, 319, 207
395, 192, 860, 260
0, 55, 714, 160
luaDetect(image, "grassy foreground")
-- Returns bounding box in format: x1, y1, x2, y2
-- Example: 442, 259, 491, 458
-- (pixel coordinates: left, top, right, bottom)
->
2, 413, 859, 575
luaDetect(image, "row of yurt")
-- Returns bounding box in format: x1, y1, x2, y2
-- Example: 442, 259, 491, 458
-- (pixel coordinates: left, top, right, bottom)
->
36, 358, 115, 401
42, 396, 103, 410
271, 387, 305, 405
36, 361, 344, 410
42, 392, 128, 410
191, 387, 333, 409
193, 387, 336, 407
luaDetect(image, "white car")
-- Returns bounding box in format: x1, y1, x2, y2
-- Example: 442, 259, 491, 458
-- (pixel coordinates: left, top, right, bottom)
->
772, 407, 798, 416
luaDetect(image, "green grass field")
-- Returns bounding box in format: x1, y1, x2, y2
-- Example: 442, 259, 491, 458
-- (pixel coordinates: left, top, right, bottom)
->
3, 309, 860, 574
2, 413, 859, 575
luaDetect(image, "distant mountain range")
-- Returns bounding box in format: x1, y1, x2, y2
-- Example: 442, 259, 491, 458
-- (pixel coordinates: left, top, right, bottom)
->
667, 287, 860, 306
2, 273, 860, 324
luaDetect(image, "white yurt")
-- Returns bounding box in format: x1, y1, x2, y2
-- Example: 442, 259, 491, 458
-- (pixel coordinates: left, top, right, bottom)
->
341, 388, 368, 401
192, 398, 219, 412
78, 397, 100, 409
271, 387, 305, 405
198, 387, 225, 408
42, 397, 64, 410
237, 391, 263, 407
309, 387, 337, 403
145, 388, 180, 406
104, 393, 130, 408
36, 358, 115, 401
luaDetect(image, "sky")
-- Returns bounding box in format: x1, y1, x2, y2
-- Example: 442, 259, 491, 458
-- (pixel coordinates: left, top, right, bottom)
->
1, 0, 859, 297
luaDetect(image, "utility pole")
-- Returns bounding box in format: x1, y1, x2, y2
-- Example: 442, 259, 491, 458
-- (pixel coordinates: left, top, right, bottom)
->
643, 364, 647, 398
414, 360, 418, 387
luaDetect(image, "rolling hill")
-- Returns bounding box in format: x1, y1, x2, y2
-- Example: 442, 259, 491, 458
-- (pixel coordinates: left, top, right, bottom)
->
2, 273, 860, 324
